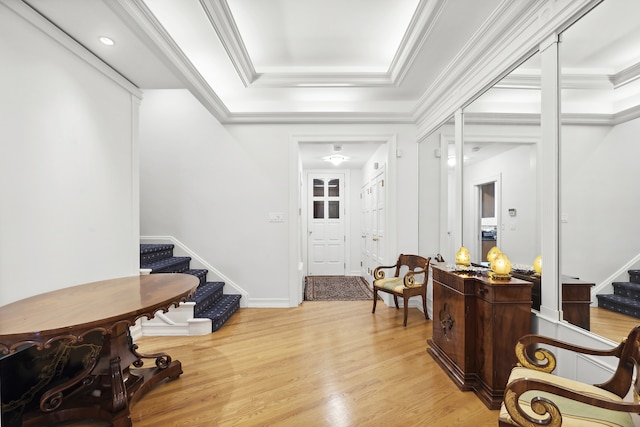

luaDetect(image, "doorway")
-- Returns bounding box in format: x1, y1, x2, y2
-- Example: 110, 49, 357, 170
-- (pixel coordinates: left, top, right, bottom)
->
307, 173, 345, 276
475, 176, 500, 263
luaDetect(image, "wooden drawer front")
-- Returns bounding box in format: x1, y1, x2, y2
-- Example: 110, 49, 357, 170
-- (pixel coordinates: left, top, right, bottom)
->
476, 282, 531, 303
432, 267, 474, 294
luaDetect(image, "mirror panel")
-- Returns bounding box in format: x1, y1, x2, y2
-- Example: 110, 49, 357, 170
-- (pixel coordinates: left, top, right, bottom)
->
560, 0, 640, 339
461, 54, 541, 271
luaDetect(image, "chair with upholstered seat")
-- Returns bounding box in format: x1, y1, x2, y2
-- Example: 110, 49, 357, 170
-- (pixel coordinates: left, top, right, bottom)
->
499, 326, 640, 427
371, 254, 431, 326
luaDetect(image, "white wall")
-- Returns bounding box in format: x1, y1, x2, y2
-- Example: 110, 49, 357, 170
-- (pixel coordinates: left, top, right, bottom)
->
0, 4, 140, 305
139, 89, 419, 306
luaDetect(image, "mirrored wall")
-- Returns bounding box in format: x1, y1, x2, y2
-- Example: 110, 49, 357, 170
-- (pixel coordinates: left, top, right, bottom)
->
559, 0, 640, 339
461, 53, 541, 270
419, 0, 640, 341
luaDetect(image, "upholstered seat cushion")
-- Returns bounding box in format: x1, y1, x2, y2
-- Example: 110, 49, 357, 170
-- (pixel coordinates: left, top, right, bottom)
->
373, 277, 423, 293
499, 367, 634, 427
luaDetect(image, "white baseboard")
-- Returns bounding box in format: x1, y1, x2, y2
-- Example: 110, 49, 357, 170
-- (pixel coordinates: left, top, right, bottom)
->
248, 297, 292, 308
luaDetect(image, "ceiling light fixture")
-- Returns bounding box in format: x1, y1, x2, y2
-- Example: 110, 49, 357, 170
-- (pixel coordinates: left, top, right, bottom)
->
323, 154, 349, 166
99, 36, 115, 46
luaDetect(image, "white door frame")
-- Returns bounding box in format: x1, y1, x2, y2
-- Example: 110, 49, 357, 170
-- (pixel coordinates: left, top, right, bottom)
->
289, 134, 398, 307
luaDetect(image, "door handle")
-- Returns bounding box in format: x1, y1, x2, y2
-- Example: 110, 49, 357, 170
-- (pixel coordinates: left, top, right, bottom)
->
372, 237, 379, 241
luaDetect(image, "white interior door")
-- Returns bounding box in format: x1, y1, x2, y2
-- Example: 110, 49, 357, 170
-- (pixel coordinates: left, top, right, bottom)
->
372, 171, 385, 269
307, 173, 345, 276
360, 184, 369, 277
361, 168, 386, 281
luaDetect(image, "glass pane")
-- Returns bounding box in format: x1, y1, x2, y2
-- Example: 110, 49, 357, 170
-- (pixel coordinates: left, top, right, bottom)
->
313, 201, 324, 219
461, 52, 540, 266
328, 179, 339, 197
328, 201, 340, 219
313, 179, 324, 197
559, 0, 640, 335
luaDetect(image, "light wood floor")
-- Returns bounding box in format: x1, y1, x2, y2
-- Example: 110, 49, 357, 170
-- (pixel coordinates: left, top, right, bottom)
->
590, 306, 640, 343
61, 304, 640, 427
124, 302, 498, 427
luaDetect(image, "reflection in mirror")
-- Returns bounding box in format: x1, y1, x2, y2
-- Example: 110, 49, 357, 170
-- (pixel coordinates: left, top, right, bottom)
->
418, 117, 455, 262
461, 54, 541, 273
560, 0, 640, 340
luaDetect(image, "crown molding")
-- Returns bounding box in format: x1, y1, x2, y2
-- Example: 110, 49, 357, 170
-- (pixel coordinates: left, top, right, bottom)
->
387, 0, 448, 86
251, 72, 393, 88
414, 0, 603, 139
116, 0, 231, 122
612, 103, 640, 125
199, 0, 256, 87
413, 0, 545, 133
224, 111, 415, 124
612, 61, 640, 88
463, 104, 640, 127
199, 0, 443, 89
463, 112, 541, 126
2, 0, 142, 98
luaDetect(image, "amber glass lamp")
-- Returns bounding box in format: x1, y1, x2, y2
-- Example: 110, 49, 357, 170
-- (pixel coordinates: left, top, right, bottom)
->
490, 252, 512, 280
486, 246, 501, 263
455, 246, 470, 266
533, 255, 542, 275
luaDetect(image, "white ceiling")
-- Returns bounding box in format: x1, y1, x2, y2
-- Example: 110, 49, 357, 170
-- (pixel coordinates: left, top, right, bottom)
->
21, 0, 503, 117
18, 0, 499, 167
14, 0, 640, 168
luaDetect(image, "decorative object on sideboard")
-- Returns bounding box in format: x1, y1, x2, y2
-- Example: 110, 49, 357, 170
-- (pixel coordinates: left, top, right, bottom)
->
455, 246, 471, 267
490, 252, 512, 281
533, 255, 542, 276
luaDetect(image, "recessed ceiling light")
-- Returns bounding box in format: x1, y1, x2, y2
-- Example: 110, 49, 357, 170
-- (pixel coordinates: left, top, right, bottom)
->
99, 36, 115, 46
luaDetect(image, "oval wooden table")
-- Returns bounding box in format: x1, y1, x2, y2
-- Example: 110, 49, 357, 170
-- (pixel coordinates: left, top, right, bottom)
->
0, 273, 199, 427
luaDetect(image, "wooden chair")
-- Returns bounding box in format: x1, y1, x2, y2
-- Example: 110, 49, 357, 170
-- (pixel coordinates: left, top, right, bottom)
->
499, 326, 640, 427
371, 254, 431, 326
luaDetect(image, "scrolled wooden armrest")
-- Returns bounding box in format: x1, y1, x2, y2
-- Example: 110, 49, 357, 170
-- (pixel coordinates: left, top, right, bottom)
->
504, 376, 640, 427
373, 264, 399, 280
514, 334, 625, 373
403, 269, 426, 287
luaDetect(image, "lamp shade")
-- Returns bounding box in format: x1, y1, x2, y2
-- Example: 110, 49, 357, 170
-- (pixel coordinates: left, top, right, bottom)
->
455, 246, 470, 266
486, 246, 501, 263
491, 253, 511, 275
533, 255, 542, 275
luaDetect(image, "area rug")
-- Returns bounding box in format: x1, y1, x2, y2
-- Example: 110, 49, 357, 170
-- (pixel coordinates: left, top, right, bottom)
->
304, 276, 373, 301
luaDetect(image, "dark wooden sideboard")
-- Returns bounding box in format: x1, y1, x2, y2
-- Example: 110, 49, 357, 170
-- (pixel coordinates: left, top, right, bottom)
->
511, 272, 594, 330
427, 263, 532, 410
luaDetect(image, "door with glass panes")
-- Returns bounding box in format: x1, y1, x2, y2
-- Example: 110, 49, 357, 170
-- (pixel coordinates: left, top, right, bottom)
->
307, 173, 345, 275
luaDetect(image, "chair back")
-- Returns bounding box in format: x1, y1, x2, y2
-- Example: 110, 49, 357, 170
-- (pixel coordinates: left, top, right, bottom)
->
598, 324, 640, 397
394, 254, 430, 277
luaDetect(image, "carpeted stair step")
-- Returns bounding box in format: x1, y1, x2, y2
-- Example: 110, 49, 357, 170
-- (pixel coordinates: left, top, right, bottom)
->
190, 282, 225, 317
612, 281, 640, 299
138, 243, 241, 333
630, 270, 640, 284
184, 269, 208, 286
141, 256, 191, 273
140, 243, 175, 264
196, 294, 242, 332
596, 294, 640, 319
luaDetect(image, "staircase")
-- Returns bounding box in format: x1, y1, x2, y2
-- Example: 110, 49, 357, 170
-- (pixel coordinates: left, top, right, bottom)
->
139, 243, 241, 335
596, 270, 640, 318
